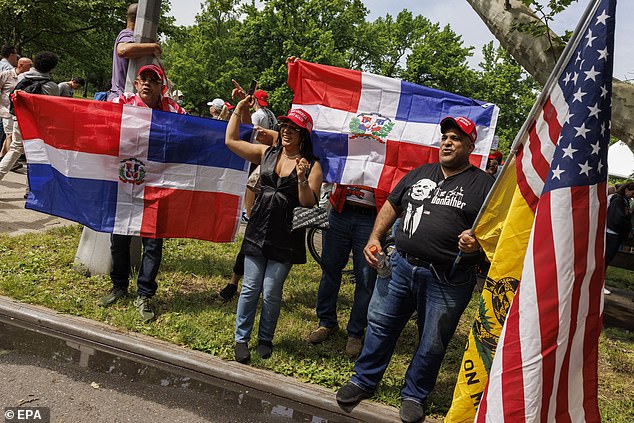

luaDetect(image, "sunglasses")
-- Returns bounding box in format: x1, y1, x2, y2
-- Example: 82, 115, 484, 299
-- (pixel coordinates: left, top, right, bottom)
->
279, 123, 301, 133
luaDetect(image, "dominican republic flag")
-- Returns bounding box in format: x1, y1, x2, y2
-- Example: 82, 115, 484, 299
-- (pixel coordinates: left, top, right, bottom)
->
13, 92, 250, 242
287, 60, 500, 205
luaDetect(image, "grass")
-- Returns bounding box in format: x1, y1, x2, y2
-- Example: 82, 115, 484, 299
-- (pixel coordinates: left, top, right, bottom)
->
0, 224, 633, 421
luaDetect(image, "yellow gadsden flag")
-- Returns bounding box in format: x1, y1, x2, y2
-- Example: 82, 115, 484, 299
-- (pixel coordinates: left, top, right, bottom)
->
444, 154, 535, 422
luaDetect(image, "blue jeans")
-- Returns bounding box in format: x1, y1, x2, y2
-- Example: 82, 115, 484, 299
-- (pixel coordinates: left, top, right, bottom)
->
316, 206, 377, 338
351, 251, 475, 403
110, 235, 163, 298
235, 255, 292, 344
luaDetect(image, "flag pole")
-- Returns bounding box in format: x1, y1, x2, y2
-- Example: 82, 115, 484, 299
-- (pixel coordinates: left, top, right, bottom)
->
470, 0, 605, 231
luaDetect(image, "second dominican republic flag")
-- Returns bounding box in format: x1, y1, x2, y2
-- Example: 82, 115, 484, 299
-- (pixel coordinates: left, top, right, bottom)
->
13, 93, 251, 242
287, 60, 500, 204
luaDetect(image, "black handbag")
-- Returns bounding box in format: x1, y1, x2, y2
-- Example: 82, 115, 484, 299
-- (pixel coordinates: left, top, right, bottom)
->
292, 206, 329, 231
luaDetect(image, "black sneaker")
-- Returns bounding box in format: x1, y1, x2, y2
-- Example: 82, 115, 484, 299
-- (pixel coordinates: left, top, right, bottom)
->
336, 382, 373, 406
234, 342, 250, 363
10, 162, 23, 172
399, 399, 425, 423
99, 287, 127, 307
219, 283, 238, 301
256, 340, 273, 359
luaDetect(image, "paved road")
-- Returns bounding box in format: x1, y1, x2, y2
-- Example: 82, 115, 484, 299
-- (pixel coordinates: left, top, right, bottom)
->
0, 168, 74, 236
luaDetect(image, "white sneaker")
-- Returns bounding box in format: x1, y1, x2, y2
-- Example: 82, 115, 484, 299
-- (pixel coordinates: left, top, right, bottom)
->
603, 287, 611, 295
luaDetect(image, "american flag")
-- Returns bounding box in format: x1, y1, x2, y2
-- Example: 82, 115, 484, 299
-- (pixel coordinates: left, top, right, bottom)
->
476, 0, 616, 421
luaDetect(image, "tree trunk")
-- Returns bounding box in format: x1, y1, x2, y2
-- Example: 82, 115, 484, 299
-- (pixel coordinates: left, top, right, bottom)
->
467, 0, 634, 150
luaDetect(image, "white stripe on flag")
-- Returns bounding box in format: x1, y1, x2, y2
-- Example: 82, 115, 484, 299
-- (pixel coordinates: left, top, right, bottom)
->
548, 189, 575, 422
145, 163, 246, 196
114, 105, 152, 235
358, 72, 401, 117
339, 135, 386, 187
24, 139, 120, 180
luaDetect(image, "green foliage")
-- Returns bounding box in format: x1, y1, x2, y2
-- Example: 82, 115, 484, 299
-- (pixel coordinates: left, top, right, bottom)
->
471, 43, 541, 154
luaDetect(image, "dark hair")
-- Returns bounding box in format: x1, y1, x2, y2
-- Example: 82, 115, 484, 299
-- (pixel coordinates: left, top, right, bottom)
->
33, 51, 58, 73
274, 128, 317, 162
616, 181, 634, 196
1, 45, 16, 58
72, 77, 85, 86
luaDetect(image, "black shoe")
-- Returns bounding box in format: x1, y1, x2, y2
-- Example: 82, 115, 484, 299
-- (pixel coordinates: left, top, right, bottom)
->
99, 287, 127, 307
234, 342, 250, 363
336, 382, 373, 406
256, 340, 272, 359
399, 399, 425, 423
10, 162, 23, 172
219, 283, 238, 301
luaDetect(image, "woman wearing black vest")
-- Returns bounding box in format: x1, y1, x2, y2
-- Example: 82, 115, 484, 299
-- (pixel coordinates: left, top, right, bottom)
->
225, 97, 322, 363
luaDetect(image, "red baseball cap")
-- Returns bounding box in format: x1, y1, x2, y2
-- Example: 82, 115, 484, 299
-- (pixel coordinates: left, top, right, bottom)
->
488, 150, 503, 161
253, 90, 269, 107
137, 64, 164, 81
278, 108, 314, 134
224, 101, 235, 110
440, 116, 478, 143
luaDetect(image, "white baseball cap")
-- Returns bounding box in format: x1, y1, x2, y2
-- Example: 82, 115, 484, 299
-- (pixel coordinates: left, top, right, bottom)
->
207, 98, 225, 110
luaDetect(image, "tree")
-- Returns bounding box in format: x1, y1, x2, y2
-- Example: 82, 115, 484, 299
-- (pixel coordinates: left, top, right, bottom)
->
472, 42, 540, 152
467, 0, 634, 149
0, 0, 177, 93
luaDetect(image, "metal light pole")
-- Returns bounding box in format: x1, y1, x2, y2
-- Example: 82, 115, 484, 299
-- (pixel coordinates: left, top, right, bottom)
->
125, 0, 162, 93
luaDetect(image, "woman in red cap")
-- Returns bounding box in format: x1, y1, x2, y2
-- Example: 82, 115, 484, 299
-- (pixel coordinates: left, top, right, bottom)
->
225, 96, 323, 363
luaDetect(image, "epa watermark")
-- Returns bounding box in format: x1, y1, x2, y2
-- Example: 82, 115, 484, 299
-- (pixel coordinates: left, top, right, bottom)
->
4, 407, 50, 423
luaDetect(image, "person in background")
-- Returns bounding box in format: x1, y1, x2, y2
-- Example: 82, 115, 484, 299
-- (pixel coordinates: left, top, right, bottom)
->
0, 45, 17, 72
99, 64, 186, 322
58, 77, 85, 98
308, 184, 378, 358
107, 3, 161, 100
0, 57, 32, 158
208, 98, 225, 119
0, 52, 59, 194
225, 96, 322, 363
336, 116, 493, 423
605, 181, 634, 270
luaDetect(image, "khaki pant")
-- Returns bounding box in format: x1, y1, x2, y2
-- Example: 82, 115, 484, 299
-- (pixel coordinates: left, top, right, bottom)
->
0, 120, 24, 181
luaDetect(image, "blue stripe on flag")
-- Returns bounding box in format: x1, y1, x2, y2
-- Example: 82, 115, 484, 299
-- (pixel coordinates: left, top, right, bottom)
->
396, 81, 495, 126
311, 131, 349, 183
147, 111, 250, 171
26, 164, 118, 232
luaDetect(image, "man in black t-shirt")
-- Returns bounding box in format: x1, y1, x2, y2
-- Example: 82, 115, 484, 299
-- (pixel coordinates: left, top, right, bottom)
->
336, 116, 493, 423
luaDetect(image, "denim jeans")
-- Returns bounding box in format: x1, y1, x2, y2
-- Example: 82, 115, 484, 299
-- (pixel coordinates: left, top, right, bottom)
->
316, 206, 377, 338
351, 250, 475, 403
235, 255, 292, 344
110, 235, 163, 298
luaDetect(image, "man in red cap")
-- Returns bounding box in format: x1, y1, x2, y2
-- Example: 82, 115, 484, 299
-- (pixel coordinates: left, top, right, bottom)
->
100, 64, 186, 322
336, 116, 493, 423
251, 90, 277, 130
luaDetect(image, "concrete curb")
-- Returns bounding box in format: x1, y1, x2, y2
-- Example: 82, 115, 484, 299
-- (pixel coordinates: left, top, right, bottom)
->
0, 295, 401, 422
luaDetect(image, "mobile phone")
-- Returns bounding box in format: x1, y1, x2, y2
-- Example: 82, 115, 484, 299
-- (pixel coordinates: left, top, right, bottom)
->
247, 79, 258, 96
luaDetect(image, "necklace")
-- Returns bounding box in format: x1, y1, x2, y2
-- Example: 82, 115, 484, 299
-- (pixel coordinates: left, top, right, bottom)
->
283, 151, 301, 160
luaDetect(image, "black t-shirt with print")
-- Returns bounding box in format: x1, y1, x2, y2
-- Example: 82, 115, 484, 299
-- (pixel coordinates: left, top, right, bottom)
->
388, 163, 493, 267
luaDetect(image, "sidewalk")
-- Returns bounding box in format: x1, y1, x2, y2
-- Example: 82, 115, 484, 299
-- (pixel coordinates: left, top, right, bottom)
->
0, 168, 74, 236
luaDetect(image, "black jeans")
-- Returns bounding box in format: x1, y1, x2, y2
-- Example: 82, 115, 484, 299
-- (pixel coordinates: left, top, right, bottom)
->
110, 234, 163, 297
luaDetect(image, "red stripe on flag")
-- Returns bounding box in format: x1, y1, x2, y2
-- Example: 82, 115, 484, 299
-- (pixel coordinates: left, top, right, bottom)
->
500, 286, 526, 422
375, 141, 439, 209
542, 98, 562, 146
287, 60, 362, 112
531, 191, 559, 422
516, 144, 540, 212
15, 93, 122, 156
141, 187, 240, 242
527, 121, 550, 181
582, 183, 606, 421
